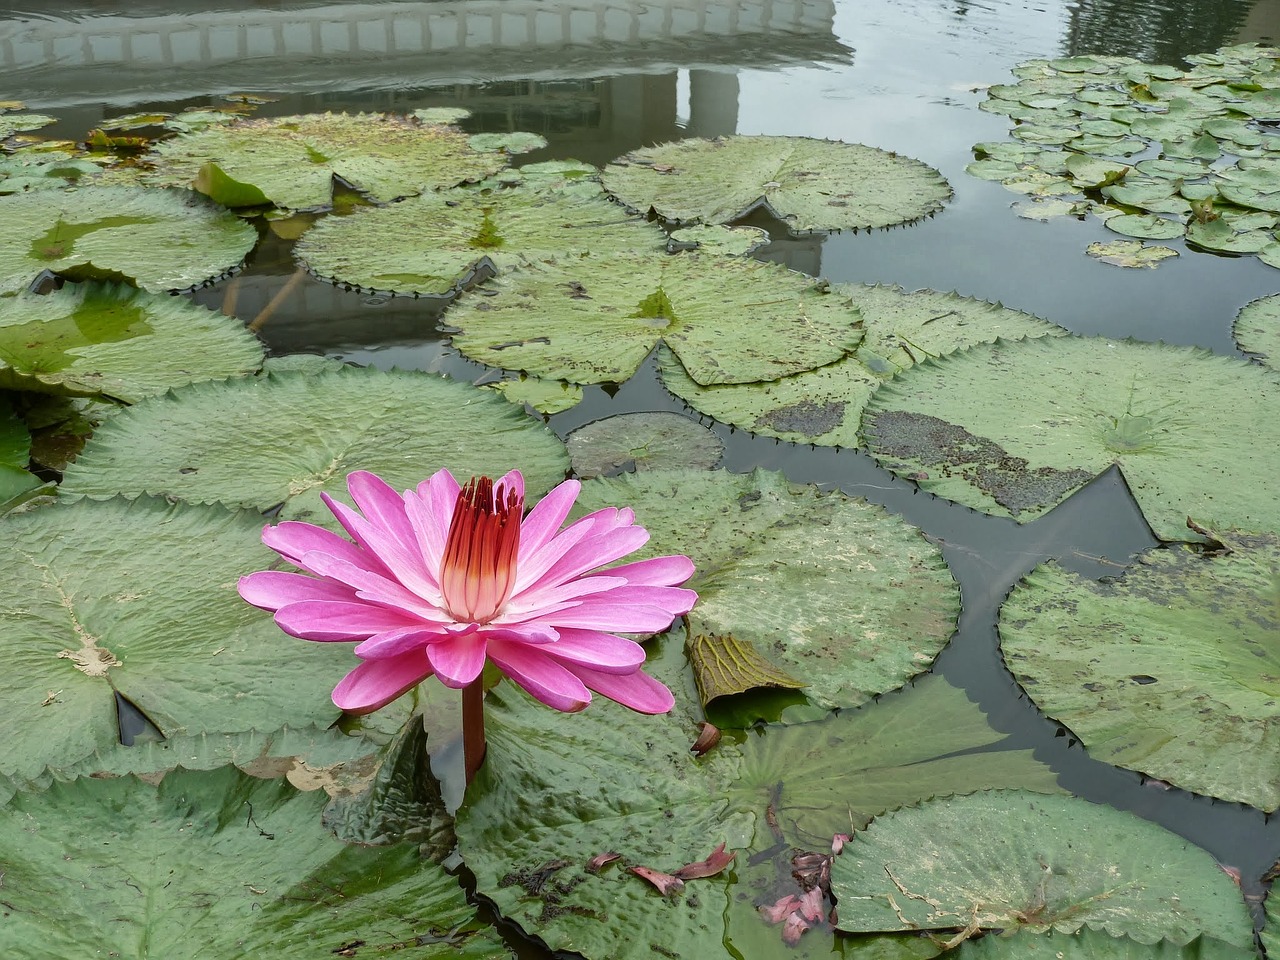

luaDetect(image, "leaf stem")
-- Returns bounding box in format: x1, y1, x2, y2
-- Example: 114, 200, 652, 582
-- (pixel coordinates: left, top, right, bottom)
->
462, 677, 487, 787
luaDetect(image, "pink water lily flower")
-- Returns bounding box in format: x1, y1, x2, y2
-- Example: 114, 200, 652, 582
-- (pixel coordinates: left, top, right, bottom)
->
239, 468, 695, 716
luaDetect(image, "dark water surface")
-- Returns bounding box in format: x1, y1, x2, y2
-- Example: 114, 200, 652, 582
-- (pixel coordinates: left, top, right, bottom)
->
5, 0, 1280, 941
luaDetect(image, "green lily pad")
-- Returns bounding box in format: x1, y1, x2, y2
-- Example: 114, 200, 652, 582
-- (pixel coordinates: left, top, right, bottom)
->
956, 930, 1255, 959
567, 412, 723, 477
861, 336, 1280, 541
448, 251, 862, 386
1086, 240, 1179, 267
1185, 216, 1274, 253
0, 154, 103, 193
0, 766, 506, 959
659, 286, 1064, 447
1000, 532, 1280, 811
1233, 292, 1280, 368
0, 394, 41, 508
456, 675, 1058, 960
0, 282, 264, 402
573, 469, 959, 709
145, 112, 509, 211
0, 113, 56, 140
296, 179, 665, 296
489, 374, 583, 415
0, 186, 256, 294
0, 497, 354, 782
1104, 214, 1186, 239
1065, 155, 1129, 189
601, 135, 952, 232
831, 791, 1254, 947
60, 366, 569, 524
668, 223, 770, 256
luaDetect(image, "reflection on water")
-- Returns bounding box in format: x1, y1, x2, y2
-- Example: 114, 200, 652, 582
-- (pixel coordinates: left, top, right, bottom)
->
1066, 0, 1261, 64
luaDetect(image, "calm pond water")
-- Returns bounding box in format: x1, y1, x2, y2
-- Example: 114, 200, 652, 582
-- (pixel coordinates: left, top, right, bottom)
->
5, 0, 1280, 949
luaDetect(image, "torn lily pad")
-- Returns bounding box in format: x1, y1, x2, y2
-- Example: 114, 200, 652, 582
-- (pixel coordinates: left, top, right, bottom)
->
457, 675, 1057, 960
144, 112, 509, 211
573, 469, 959, 709
567, 412, 723, 477
60, 365, 569, 525
1233, 292, 1280, 369
1000, 532, 1280, 811
1086, 239, 1179, 268
0, 282, 264, 402
660, 285, 1064, 447
0, 497, 354, 782
0, 186, 256, 294
297, 178, 665, 295
0, 767, 506, 959
602, 135, 952, 232
448, 251, 861, 386
831, 791, 1253, 948
862, 336, 1280, 541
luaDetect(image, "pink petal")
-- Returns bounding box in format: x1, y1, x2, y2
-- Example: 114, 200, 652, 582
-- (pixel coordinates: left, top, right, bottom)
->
545, 599, 682, 634
673, 843, 736, 880
354, 626, 448, 659
782, 913, 810, 946
575, 583, 698, 616
539, 628, 646, 674
760, 895, 799, 924
322, 494, 438, 599
332, 650, 434, 714
238, 571, 356, 610
563, 662, 674, 714
273, 600, 420, 641
299, 549, 449, 622
495, 469, 525, 502
426, 632, 489, 687
405, 468, 461, 579
603, 554, 695, 587
797, 886, 826, 922
263, 520, 389, 576
346, 471, 420, 556
629, 866, 684, 896
475, 622, 560, 645
516, 478, 580, 562
486, 641, 591, 712
510, 511, 598, 595
535, 514, 650, 588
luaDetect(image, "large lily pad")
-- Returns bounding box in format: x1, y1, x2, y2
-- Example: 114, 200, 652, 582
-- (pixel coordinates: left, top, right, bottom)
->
861, 336, 1280, 542
956, 930, 1255, 959
602, 136, 952, 232
144, 112, 508, 211
573, 469, 959, 710
456, 675, 1058, 960
660, 285, 1064, 447
60, 365, 570, 524
0, 497, 353, 782
999, 532, 1280, 811
831, 791, 1254, 947
0, 766, 507, 959
448, 251, 862, 386
1233, 292, 1280, 370
0, 282, 264, 401
297, 177, 665, 296
0, 186, 256, 294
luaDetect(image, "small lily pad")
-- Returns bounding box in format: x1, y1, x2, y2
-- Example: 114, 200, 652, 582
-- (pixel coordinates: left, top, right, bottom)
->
0, 113, 56, 140
145, 112, 509, 211
489, 374, 583, 415
61, 366, 570, 524
1086, 239, 1179, 267
0, 282, 264, 402
1104, 213, 1186, 239
861, 336, 1280, 542
1000, 532, 1280, 811
566, 412, 723, 476
0, 187, 256, 294
668, 223, 770, 255
602, 135, 952, 232
832, 791, 1253, 946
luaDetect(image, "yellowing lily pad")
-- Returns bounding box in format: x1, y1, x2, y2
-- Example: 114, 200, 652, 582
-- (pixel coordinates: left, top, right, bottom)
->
602, 135, 951, 232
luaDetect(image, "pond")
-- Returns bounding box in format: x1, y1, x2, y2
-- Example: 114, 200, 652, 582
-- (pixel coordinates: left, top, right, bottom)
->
2, 0, 1280, 957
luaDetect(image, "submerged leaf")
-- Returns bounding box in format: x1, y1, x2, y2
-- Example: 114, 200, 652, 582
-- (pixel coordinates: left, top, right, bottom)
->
567, 412, 723, 477
1000, 532, 1280, 811
602, 135, 951, 232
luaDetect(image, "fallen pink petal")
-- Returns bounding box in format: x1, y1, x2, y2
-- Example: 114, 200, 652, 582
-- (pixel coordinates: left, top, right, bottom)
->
239, 468, 696, 716
586, 852, 622, 873
673, 842, 736, 880
759, 894, 800, 924
629, 865, 685, 896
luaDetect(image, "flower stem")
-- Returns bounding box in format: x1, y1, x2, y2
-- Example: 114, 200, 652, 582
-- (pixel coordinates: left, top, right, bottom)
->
462, 677, 487, 787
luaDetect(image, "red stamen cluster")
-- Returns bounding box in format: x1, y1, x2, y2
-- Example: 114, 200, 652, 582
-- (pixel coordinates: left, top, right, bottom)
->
440, 476, 523, 623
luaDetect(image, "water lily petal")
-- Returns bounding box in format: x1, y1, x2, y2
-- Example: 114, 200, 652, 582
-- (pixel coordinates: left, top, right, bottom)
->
332, 650, 434, 714
487, 640, 592, 712
477, 622, 560, 644
426, 632, 489, 687
238, 570, 356, 610
299, 549, 449, 621
354, 625, 450, 659
539, 628, 646, 674
407, 467, 461, 576
322, 493, 438, 599
564, 661, 674, 714
517, 478, 580, 561
577, 584, 698, 616
601, 554, 696, 587
347, 470, 420, 548
530, 520, 650, 591
547, 600, 681, 634
263, 520, 389, 576
273, 600, 420, 640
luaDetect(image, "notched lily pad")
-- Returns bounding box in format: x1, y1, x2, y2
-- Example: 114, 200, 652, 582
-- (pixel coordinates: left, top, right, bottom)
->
832, 791, 1253, 947
1000, 531, 1280, 811
660, 285, 1064, 447
144, 112, 509, 211
0, 186, 257, 294
602, 135, 952, 233
1233, 292, 1280, 369
0, 282, 264, 402
567, 412, 723, 477
573, 468, 959, 709
61, 365, 570, 524
861, 336, 1280, 541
